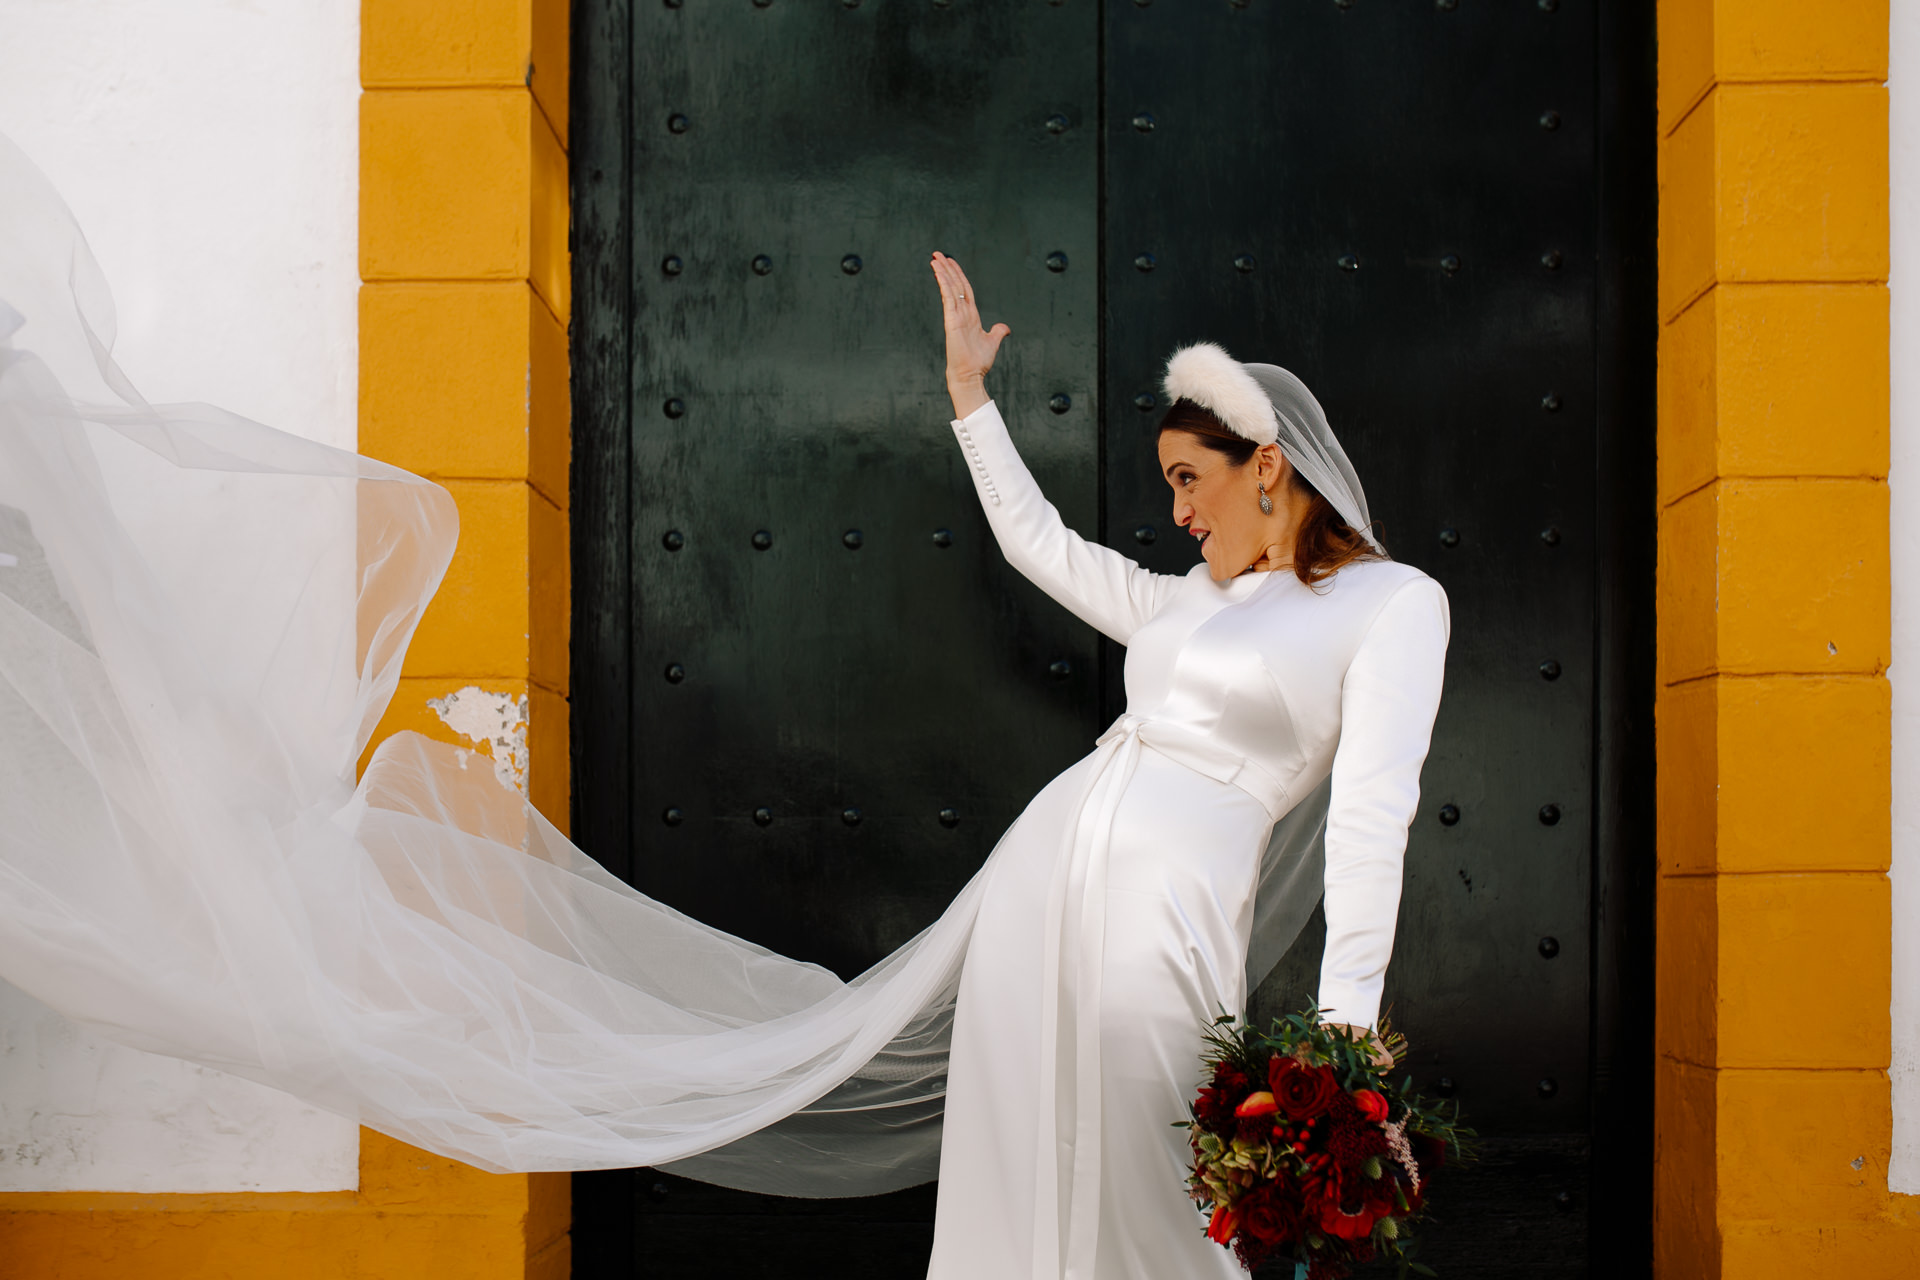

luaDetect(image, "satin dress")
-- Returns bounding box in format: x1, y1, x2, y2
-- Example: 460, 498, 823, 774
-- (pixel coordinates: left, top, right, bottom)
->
924, 400, 1450, 1280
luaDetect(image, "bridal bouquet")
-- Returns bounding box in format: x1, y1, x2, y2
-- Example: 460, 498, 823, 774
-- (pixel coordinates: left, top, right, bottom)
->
1182, 1009, 1470, 1279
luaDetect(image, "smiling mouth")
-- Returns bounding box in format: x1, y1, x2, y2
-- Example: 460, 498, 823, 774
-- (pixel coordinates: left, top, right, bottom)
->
1191, 528, 1211, 546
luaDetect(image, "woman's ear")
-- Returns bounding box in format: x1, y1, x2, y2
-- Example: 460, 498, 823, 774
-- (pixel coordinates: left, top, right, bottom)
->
1257, 443, 1289, 489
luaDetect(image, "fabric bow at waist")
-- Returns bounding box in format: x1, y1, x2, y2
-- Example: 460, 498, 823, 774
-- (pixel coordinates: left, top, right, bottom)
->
1029, 714, 1288, 1279
1095, 713, 1290, 823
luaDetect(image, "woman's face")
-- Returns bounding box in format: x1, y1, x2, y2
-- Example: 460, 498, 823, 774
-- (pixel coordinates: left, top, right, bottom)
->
1157, 430, 1285, 581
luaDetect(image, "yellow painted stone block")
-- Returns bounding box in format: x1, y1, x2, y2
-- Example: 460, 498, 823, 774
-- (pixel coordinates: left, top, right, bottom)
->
363, 675, 569, 834
530, 1232, 574, 1280
526, 1167, 570, 1258
1716, 675, 1888, 874
362, 675, 529, 781
1713, 283, 1888, 480
1654, 1056, 1721, 1280
1715, 0, 1888, 85
0, 1132, 544, 1279
1659, 90, 1719, 320
359, 281, 566, 506
1656, 485, 1719, 684
1722, 1217, 1920, 1278
1662, 675, 1891, 875
1659, 86, 1889, 322
1716, 1068, 1892, 1222
1716, 874, 1889, 1069
0, 1202, 532, 1280
1659, 0, 1889, 134
1657, 0, 1714, 137
358, 1128, 535, 1212
362, 0, 530, 89
362, 88, 532, 283
1656, 873, 1717, 1067
530, 284, 571, 509
1658, 285, 1717, 506
361, 281, 537, 481
531, 102, 571, 321
1659, 284, 1889, 504
407, 479, 532, 679
530, 489, 570, 696
532, 0, 570, 148
1655, 680, 1715, 874
1713, 478, 1888, 676
527, 681, 570, 838
1719, 84, 1889, 286
1660, 479, 1888, 681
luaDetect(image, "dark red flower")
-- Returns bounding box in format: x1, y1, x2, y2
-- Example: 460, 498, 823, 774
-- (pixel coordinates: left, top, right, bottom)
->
1238, 1184, 1307, 1247
1324, 1093, 1390, 1172
1193, 1065, 1249, 1138
1269, 1057, 1342, 1121
1235, 1110, 1275, 1145
1411, 1130, 1448, 1175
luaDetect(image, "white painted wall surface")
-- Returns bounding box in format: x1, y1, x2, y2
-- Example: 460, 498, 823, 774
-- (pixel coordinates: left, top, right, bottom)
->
1890, 0, 1920, 1196
0, 0, 361, 1192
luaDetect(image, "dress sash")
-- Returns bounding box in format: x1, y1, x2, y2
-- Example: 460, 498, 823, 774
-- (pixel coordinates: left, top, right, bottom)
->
1029, 714, 1290, 1279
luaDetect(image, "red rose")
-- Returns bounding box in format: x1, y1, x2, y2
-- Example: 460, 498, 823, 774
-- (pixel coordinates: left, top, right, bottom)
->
1269, 1058, 1341, 1120
1350, 1088, 1389, 1122
1238, 1185, 1306, 1247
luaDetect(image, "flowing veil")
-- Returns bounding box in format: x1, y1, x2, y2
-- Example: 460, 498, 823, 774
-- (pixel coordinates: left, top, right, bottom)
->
0, 134, 1330, 1190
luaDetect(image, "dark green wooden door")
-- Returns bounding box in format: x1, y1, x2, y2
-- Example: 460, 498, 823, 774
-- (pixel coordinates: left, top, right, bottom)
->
571, 3, 1653, 1277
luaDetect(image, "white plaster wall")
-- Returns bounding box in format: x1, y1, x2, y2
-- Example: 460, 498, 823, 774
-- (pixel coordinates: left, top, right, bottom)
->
1891, 0, 1920, 1196
0, 0, 361, 1192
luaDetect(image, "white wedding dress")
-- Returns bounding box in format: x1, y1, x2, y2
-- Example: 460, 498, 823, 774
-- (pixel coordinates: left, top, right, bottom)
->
924, 402, 1449, 1279
0, 136, 1447, 1280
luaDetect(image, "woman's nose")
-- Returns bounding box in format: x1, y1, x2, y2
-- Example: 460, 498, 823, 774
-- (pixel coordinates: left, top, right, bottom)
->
1171, 498, 1193, 528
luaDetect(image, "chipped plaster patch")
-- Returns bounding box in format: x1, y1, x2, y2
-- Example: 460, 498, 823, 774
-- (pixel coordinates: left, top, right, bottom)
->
427, 686, 529, 794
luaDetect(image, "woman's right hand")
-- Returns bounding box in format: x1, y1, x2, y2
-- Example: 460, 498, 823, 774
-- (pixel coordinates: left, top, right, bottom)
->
930, 251, 1008, 419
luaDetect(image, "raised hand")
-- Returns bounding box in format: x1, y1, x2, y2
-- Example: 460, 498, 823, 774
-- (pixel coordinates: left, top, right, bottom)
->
930, 251, 1009, 419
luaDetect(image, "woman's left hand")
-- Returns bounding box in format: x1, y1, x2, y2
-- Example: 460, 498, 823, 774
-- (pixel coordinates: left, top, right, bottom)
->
930, 251, 1008, 419
1324, 1022, 1394, 1070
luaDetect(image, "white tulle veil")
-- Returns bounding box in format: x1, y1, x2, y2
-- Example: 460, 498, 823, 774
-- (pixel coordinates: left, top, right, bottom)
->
0, 133, 1351, 1191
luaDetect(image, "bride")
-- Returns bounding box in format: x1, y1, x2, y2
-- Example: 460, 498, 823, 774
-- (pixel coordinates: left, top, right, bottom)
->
0, 137, 1444, 1280
921, 254, 1448, 1278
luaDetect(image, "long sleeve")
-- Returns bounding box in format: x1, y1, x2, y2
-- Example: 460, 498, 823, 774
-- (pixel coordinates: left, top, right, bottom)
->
951, 399, 1180, 643
1315, 575, 1451, 1030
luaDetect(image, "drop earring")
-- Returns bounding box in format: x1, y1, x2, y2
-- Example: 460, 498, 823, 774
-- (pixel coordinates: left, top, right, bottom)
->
1257, 482, 1273, 516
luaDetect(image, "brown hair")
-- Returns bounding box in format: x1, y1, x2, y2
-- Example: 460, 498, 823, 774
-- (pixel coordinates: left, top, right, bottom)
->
1158, 398, 1383, 586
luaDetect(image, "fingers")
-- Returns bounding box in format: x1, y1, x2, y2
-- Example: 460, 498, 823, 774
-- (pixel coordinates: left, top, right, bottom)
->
929, 252, 957, 320
950, 258, 981, 312
930, 252, 980, 328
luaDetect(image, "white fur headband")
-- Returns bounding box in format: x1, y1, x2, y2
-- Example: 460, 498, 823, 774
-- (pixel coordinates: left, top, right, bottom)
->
1161, 341, 1280, 445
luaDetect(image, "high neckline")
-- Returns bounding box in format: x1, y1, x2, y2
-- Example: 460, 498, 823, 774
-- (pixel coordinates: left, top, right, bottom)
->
1217, 568, 1277, 600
